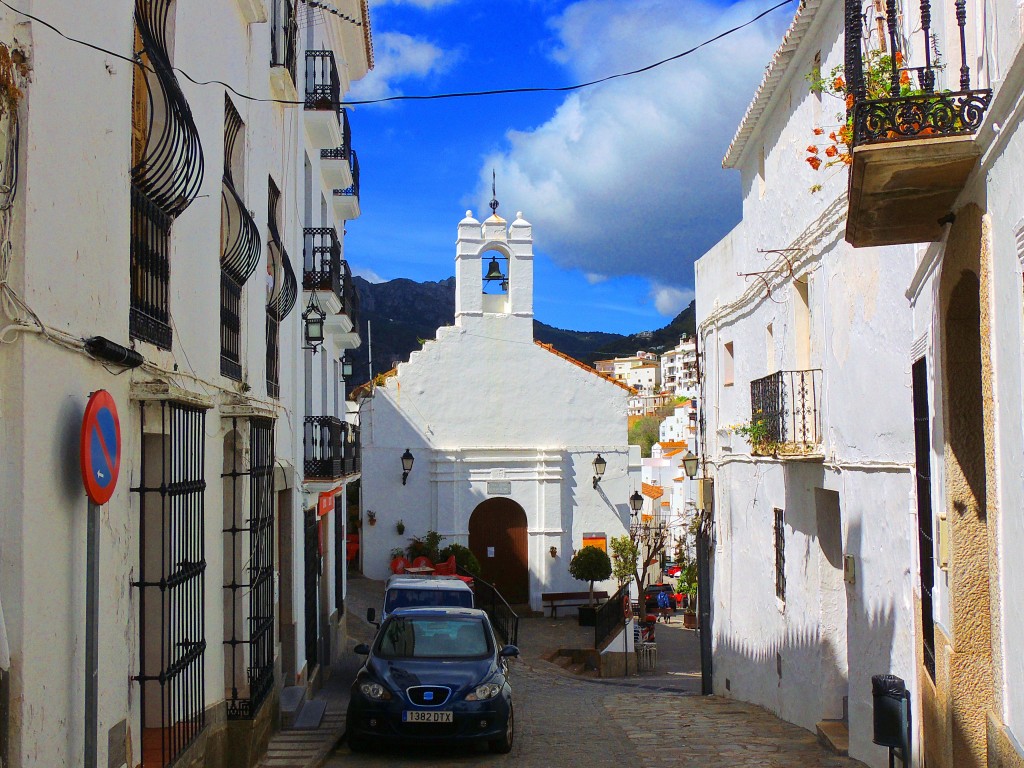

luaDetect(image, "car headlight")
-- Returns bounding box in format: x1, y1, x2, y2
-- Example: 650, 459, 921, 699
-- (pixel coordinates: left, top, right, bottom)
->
465, 682, 502, 701
358, 681, 392, 701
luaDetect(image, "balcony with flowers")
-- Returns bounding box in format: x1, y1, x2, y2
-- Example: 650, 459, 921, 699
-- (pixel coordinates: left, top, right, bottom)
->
826, 0, 991, 247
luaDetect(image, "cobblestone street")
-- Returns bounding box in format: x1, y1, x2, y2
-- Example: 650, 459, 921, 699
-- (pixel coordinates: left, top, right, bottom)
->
322, 576, 868, 768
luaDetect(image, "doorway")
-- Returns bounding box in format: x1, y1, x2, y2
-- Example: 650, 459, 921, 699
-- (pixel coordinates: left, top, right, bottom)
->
468, 499, 529, 604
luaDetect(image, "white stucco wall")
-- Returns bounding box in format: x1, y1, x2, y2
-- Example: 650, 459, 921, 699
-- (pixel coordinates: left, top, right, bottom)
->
694, 1, 921, 765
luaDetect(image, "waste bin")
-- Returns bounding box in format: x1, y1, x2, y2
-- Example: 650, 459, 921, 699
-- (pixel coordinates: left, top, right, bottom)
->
871, 674, 907, 748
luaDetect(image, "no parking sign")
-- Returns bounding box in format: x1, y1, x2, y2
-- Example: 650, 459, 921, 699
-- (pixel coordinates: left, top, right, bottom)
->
80, 390, 121, 505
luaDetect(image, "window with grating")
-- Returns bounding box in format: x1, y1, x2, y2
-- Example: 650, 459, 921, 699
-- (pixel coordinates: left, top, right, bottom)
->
220, 95, 260, 381
774, 507, 786, 602
132, 401, 207, 768
129, 0, 204, 350
266, 177, 297, 398
223, 417, 276, 719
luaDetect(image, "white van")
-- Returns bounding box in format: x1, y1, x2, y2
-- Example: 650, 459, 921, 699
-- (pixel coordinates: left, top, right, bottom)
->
367, 575, 475, 625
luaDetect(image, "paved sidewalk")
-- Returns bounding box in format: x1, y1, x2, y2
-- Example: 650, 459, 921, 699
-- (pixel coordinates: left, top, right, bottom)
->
255, 574, 382, 768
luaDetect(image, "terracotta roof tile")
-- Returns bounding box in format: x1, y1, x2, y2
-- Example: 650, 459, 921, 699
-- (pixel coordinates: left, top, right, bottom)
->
642, 482, 664, 499
535, 342, 636, 393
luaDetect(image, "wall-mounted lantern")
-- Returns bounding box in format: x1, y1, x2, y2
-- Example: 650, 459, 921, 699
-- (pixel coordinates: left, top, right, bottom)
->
592, 454, 607, 489
401, 448, 414, 485
681, 450, 699, 479
302, 293, 326, 354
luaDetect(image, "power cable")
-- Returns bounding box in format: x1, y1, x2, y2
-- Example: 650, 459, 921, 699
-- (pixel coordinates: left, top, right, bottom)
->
0, 0, 795, 108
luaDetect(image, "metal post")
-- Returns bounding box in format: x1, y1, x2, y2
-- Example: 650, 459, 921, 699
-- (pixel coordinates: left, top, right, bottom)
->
85, 501, 99, 768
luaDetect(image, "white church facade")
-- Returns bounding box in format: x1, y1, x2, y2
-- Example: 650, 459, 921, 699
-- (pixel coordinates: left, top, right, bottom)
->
358, 206, 634, 609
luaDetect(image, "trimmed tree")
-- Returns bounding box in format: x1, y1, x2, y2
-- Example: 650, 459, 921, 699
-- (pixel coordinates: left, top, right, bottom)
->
569, 546, 612, 607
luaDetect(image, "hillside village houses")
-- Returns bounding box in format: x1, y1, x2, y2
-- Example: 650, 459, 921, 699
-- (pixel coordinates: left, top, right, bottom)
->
660, 335, 699, 399
0, 2, 369, 767
693, 0, 1024, 765
357, 204, 637, 613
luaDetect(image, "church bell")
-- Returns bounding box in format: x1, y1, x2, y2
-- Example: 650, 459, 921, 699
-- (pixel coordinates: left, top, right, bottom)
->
484, 257, 505, 282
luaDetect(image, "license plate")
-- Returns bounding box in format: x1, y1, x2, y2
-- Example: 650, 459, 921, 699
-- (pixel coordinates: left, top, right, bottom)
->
403, 710, 453, 723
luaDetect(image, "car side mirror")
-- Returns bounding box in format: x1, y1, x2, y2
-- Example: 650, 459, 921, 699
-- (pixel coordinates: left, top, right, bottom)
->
499, 645, 520, 658
366, 607, 375, 623
354, 643, 370, 655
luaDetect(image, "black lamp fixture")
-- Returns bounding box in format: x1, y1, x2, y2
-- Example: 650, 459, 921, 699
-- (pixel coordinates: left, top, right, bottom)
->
302, 293, 326, 354
681, 450, 699, 479
340, 354, 353, 378
592, 453, 607, 489
629, 490, 644, 515
401, 448, 414, 485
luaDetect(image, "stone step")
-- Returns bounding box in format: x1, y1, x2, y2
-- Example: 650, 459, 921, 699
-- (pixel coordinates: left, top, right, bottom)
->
816, 719, 849, 756
279, 686, 306, 730
291, 699, 327, 730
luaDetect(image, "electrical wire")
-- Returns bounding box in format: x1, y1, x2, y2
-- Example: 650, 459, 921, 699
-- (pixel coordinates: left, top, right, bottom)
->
0, 0, 796, 108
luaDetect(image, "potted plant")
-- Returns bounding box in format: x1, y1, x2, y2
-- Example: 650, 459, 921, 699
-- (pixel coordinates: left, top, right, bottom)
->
569, 545, 612, 626
396, 519, 405, 535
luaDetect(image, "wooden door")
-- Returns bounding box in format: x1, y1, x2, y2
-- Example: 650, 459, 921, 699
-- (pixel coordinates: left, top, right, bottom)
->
468, 499, 529, 604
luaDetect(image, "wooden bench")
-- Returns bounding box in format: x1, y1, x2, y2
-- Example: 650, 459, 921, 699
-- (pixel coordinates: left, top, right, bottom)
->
541, 591, 610, 618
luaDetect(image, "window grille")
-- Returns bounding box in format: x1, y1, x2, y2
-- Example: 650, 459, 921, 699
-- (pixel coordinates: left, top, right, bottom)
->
223, 418, 276, 719
266, 178, 297, 398
912, 358, 937, 680
220, 96, 260, 380
774, 507, 786, 601
303, 506, 321, 672
130, 0, 204, 349
132, 402, 207, 768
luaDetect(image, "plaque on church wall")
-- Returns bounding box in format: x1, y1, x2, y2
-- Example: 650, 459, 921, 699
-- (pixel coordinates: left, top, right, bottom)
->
487, 481, 512, 495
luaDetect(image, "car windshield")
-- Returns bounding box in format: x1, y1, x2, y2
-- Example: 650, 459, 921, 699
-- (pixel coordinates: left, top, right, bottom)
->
384, 588, 473, 613
376, 616, 492, 660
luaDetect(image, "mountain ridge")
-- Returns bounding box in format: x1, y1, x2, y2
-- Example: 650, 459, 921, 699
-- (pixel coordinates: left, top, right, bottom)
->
347, 275, 695, 386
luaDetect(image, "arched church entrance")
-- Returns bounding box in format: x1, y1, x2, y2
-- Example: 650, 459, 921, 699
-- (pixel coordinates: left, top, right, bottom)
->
468, 499, 529, 604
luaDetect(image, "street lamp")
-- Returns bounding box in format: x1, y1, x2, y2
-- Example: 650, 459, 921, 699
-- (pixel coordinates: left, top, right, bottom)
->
401, 448, 414, 485
681, 450, 699, 479
629, 490, 644, 515
341, 355, 353, 379
592, 453, 607, 488
302, 294, 326, 353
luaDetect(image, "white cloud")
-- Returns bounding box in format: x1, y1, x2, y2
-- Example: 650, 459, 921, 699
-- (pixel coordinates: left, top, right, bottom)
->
584, 272, 608, 285
347, 31, 456, 101
353, 266, 385, 283
473, 0, 790, 291
651, 284, 694, 317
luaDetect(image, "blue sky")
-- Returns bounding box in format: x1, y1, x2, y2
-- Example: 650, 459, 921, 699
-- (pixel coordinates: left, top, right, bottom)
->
342, 0, 793, 335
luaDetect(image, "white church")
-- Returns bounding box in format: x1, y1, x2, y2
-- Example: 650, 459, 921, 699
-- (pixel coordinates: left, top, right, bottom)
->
358, 203, 634, 610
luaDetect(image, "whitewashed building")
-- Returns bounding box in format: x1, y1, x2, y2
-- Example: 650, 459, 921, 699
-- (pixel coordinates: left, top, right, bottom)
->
660, 336, 698, 399
0, 2, 369, 767
694, 2, 921, 766
358, 207, 634, 610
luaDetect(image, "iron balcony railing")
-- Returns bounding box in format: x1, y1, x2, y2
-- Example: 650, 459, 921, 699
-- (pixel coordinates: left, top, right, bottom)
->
460, 568, 519, 646
595, 582, 631, 650
320, 109, 351, 163
342, 423, 361, 475
749, 369, 823, 451
304, 50, 340, 114
304, 415, 345, 479
334, 149, 361, 199
270, 0, 296, 84
302, 226, 341, 295
339, 258, 360, 330
844, 0, 991, 146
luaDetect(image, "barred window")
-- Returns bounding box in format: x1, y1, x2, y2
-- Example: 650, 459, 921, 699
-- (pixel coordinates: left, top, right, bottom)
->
132, 402, 207, 767
774, 507, 786, 601
220, 96, 260, 381
130, 0, 204, 350
223, 417, 276, 719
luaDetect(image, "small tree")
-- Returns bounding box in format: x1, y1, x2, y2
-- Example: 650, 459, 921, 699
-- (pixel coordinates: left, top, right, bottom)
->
569, 546, 612, 607
610, 518, 671, 622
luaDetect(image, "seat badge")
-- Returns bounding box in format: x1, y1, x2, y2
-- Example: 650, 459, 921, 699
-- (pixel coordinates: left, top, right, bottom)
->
424, 691, 434, 701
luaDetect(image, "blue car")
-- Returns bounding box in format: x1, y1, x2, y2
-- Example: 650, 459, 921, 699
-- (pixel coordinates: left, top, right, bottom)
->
346, 607, 519, 754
